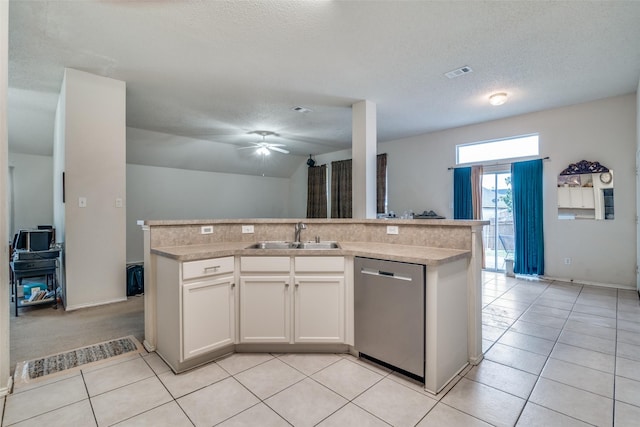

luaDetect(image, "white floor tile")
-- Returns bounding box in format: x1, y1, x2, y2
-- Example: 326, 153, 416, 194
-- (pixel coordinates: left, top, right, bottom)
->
158, 361, 229, 398
568, 311, 617, 329
416, 403, 492, 427
217, 403, 290, 427
616, 356, 640, 381
558, 329, 616, 355
276, 353, 341, 376
353, 378, 437, 427
465, 359, 538, 399
312, 358, 383, 400
615, 401, 640, 427
572, 303, 616, 319
113, 401, 192, 427
534, 297, 574, 311
497, 330, 555, 356
317, 403, 390, 427
540, 358, 614, 398
482, 304, 523, 320
3, 375, 88, 426
516, 402, 591, 427
265, 378, 347, 427
216, 352, 274, 375
142, 352, 172, 375
615, 376, 640, 408
518, 312, 567, 329
441, 377, 525, 427
563, 319, 617, 340
482, 324, 507, 341
617, 341, 640, 362
482, 313, 515, 329
484, 343, 547, 375
525, 304, 570, 320
550, 342, 615, 373
617, 329, 640, 346
177, 377, 259, 427
529, 377, 613, 426
235, 358, 305, 400
6, 399, 96, 427
91, 376, 173, 427
509, 319, 562, 341
83, 357, 154, 397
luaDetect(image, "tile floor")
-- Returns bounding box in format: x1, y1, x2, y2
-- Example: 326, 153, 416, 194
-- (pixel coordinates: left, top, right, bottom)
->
2, 272, 640, 426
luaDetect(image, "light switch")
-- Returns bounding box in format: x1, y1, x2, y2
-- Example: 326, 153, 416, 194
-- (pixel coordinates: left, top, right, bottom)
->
78, 197, 87, 208
115, 198, 123, 208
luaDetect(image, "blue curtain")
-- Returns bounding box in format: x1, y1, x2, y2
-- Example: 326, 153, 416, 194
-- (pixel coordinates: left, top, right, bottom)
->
453, 167, 473, 219
512, 159, 544, 275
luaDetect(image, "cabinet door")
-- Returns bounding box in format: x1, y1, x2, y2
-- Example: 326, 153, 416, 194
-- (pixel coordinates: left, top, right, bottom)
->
240, 276, 291, 343
557, 187, 572, 208
581, 187, 595, 208
294, 276, 345, 343
182, 276, 235, 361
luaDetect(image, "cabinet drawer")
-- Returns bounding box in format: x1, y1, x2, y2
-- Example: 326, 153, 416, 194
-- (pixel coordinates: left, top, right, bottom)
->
183, 256, 234, 280
295, 257, 344, 273
241, 256, 290, 272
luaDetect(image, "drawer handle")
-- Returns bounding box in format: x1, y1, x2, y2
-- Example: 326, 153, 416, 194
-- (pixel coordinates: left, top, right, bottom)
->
204, 266, 221, 271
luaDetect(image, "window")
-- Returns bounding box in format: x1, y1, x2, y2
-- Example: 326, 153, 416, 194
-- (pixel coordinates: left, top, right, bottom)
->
456, 134, 539, 165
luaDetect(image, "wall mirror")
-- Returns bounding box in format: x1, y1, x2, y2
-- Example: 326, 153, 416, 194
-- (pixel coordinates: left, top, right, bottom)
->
557, 160, 614, 220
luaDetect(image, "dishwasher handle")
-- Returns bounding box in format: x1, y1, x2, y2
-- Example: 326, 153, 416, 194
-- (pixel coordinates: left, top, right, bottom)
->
360, 268, 412, 281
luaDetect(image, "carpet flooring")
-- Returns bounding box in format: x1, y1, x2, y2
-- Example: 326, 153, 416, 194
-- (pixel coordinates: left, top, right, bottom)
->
9, 294, 144, 376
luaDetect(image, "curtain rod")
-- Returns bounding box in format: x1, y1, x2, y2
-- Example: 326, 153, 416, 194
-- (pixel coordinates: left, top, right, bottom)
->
447, 156, 550, 170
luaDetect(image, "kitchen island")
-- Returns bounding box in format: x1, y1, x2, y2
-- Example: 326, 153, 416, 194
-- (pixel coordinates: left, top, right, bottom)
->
141, 218, 486, 394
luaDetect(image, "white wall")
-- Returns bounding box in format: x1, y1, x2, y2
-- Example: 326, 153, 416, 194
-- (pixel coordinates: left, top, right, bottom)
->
126, 164, 292, 262
1, 0, 10, 396
375, 94, 636, 288
56, 69, 127, 310
8, 153, 53, 235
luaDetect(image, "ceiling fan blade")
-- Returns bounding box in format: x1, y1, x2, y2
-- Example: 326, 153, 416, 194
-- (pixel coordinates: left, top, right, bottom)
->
237, 145, 258, 150
269, 146, 289, 154
266, 143, 286, 147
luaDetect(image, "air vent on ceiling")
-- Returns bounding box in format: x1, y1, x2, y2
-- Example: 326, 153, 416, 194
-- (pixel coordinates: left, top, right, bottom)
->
445, 66, 473, 79
291, 106, 312, 113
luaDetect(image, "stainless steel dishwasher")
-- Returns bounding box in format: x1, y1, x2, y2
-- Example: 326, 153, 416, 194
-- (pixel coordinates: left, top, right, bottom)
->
354, 257, 426, 381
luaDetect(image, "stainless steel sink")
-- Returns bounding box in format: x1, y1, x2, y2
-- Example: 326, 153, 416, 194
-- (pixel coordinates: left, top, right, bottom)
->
246, 241, 340, 250
298, 242, 340, 249
246, 241, 299, 249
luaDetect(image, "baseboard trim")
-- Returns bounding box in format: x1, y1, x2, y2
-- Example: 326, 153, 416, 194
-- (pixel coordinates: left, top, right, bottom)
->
0, 376, 13, 396
540, 275, 635, 291
65, 296, 128, 311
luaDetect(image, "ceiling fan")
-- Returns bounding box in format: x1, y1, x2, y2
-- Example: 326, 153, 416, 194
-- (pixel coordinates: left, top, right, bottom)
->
238, 131, 289, 155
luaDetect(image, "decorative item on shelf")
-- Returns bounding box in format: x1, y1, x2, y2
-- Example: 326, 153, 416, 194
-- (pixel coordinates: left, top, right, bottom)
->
600, 171, 612, 184
414, 210, 445, 219
559, 160, 609, 175
306, 155, 316, 167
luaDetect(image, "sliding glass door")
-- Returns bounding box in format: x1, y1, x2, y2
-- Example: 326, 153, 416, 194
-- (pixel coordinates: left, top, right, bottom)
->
482, 171, 513, 271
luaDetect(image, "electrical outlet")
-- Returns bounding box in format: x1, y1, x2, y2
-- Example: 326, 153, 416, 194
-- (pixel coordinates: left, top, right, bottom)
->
200, 226, 214, 234
564, 257, 572, 265
242, 225, 255, 234
78, 197, 87, 208
115, 198, 123, 208
387, 225, 399, 235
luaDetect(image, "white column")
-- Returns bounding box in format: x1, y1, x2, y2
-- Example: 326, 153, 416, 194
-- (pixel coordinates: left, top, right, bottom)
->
352, 100, 377, 219
142, 225, 157, 351
0, 0, 12, 396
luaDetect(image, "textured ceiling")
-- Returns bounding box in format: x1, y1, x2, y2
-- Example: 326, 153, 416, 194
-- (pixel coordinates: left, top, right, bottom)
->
8, 0, 640, 177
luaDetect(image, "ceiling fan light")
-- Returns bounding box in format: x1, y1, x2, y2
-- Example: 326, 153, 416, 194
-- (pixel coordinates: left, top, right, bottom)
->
257, 147, 270, 156
489, 92, 508, 106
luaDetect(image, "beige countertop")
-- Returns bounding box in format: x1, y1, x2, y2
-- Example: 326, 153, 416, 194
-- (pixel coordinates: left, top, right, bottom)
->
152, 241, 470, 266
144, 218, 487, 227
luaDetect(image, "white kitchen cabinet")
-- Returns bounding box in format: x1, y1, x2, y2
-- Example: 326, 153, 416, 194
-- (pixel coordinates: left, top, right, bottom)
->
239, 275, 291, 343
182, 275, 235, 359
557, 187, 595, 208
294, 276, 344, 343
156, 256, 236, 372
239, 256, 345, 344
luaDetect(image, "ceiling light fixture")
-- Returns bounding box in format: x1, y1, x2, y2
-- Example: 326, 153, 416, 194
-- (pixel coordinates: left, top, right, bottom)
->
489, 92, 508, 106
257, 147, 270, 156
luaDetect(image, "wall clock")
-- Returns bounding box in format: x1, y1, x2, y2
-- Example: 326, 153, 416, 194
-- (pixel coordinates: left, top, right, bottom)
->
600, 172, 612, 184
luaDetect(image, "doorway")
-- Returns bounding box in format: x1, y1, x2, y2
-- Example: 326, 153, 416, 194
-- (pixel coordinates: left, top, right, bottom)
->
482, 171, 513, 271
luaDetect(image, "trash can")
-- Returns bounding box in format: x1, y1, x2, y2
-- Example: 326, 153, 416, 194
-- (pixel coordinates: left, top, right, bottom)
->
505, 258, 515, 277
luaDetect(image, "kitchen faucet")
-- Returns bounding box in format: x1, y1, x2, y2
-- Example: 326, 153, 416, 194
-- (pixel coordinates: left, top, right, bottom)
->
294, 222, 307, 243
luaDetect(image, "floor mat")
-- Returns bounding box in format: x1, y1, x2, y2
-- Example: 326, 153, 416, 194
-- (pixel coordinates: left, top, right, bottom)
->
14, 335, 144, 387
